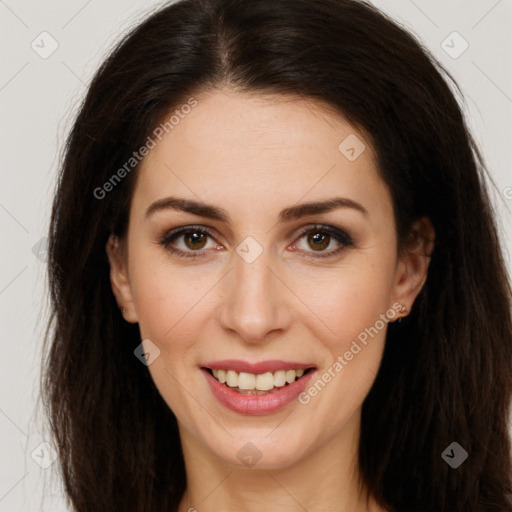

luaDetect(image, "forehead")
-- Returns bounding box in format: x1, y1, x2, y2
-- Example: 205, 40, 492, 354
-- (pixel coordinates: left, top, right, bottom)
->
132, 88, 391, 223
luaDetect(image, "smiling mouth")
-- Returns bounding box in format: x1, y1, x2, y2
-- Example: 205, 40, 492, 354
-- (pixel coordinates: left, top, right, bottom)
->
202, 367, 316, 395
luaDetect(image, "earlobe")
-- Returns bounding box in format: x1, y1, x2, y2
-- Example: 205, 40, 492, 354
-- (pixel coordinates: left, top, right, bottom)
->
391, 217, 435, 315
105, 234, 138, 323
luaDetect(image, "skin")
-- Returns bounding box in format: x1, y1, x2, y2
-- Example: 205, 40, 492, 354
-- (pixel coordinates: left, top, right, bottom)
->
107, 87, 434, 512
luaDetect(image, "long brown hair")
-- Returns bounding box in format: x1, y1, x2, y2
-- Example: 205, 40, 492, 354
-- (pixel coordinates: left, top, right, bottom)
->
41, 0, 512, 510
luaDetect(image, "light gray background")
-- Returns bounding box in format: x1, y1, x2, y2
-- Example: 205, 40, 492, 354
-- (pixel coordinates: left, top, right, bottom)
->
0, 0, 511, 510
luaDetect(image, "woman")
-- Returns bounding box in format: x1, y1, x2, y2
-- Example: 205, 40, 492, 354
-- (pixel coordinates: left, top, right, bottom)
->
41, 0, 512, 510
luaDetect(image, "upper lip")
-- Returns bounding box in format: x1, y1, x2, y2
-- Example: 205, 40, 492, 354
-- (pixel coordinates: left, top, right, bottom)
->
201, 360, 316, 374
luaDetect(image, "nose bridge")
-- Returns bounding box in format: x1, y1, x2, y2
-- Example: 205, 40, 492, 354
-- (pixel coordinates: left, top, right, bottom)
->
218, 238, 291, 342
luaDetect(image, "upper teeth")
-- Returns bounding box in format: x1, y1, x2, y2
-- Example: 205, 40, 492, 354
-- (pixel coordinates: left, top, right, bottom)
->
212, 368, 305, 390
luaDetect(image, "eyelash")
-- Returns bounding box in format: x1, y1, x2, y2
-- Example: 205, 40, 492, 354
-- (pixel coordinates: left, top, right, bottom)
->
158, 224, 354, 260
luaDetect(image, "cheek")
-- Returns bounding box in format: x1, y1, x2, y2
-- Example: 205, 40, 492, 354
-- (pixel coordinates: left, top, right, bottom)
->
295, 282, 390, 430
129, 246, 209, 339
128, 256, 210, 415
287, 254, 395, 340
288, 256, 394, 410
130, 241, 395, 352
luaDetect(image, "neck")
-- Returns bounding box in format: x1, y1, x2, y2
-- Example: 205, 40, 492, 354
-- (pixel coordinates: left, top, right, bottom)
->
177, 411, 385, 512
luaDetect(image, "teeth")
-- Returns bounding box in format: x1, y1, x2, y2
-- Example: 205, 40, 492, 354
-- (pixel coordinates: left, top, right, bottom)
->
226, 370, 238, 387
209, 367, 309, 391
285, 369, 296, 383
239, 372, 256, 390
273, 370, 287, 387
255, 372, 274, 391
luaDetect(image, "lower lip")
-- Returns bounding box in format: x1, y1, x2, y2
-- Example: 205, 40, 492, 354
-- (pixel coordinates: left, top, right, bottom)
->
201, 368, 317, 415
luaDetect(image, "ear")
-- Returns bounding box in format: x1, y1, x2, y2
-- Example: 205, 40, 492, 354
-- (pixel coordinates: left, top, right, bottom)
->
390, 216, 435, 316
105, 234, 138, 323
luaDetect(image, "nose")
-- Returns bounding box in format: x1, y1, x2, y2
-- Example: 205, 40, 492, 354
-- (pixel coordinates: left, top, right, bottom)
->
217, 246, 292, 344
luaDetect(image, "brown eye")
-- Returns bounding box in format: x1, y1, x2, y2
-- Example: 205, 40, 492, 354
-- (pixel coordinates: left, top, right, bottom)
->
307, 231, 330, 251
183, 231, 208, 250
159, 226, 219, 258
294, 225, 354, 259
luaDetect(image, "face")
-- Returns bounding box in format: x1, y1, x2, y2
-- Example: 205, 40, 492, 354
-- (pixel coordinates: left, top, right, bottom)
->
107, 87, 432, 470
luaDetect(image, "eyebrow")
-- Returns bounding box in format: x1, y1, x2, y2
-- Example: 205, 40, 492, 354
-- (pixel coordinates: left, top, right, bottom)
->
145, 196, 369, 223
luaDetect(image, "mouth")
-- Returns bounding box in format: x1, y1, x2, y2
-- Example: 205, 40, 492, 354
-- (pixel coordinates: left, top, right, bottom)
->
201, 366, 316, 395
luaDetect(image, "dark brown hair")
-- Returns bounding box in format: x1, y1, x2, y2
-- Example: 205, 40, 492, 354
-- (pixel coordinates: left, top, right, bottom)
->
41, 0, 512, 510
